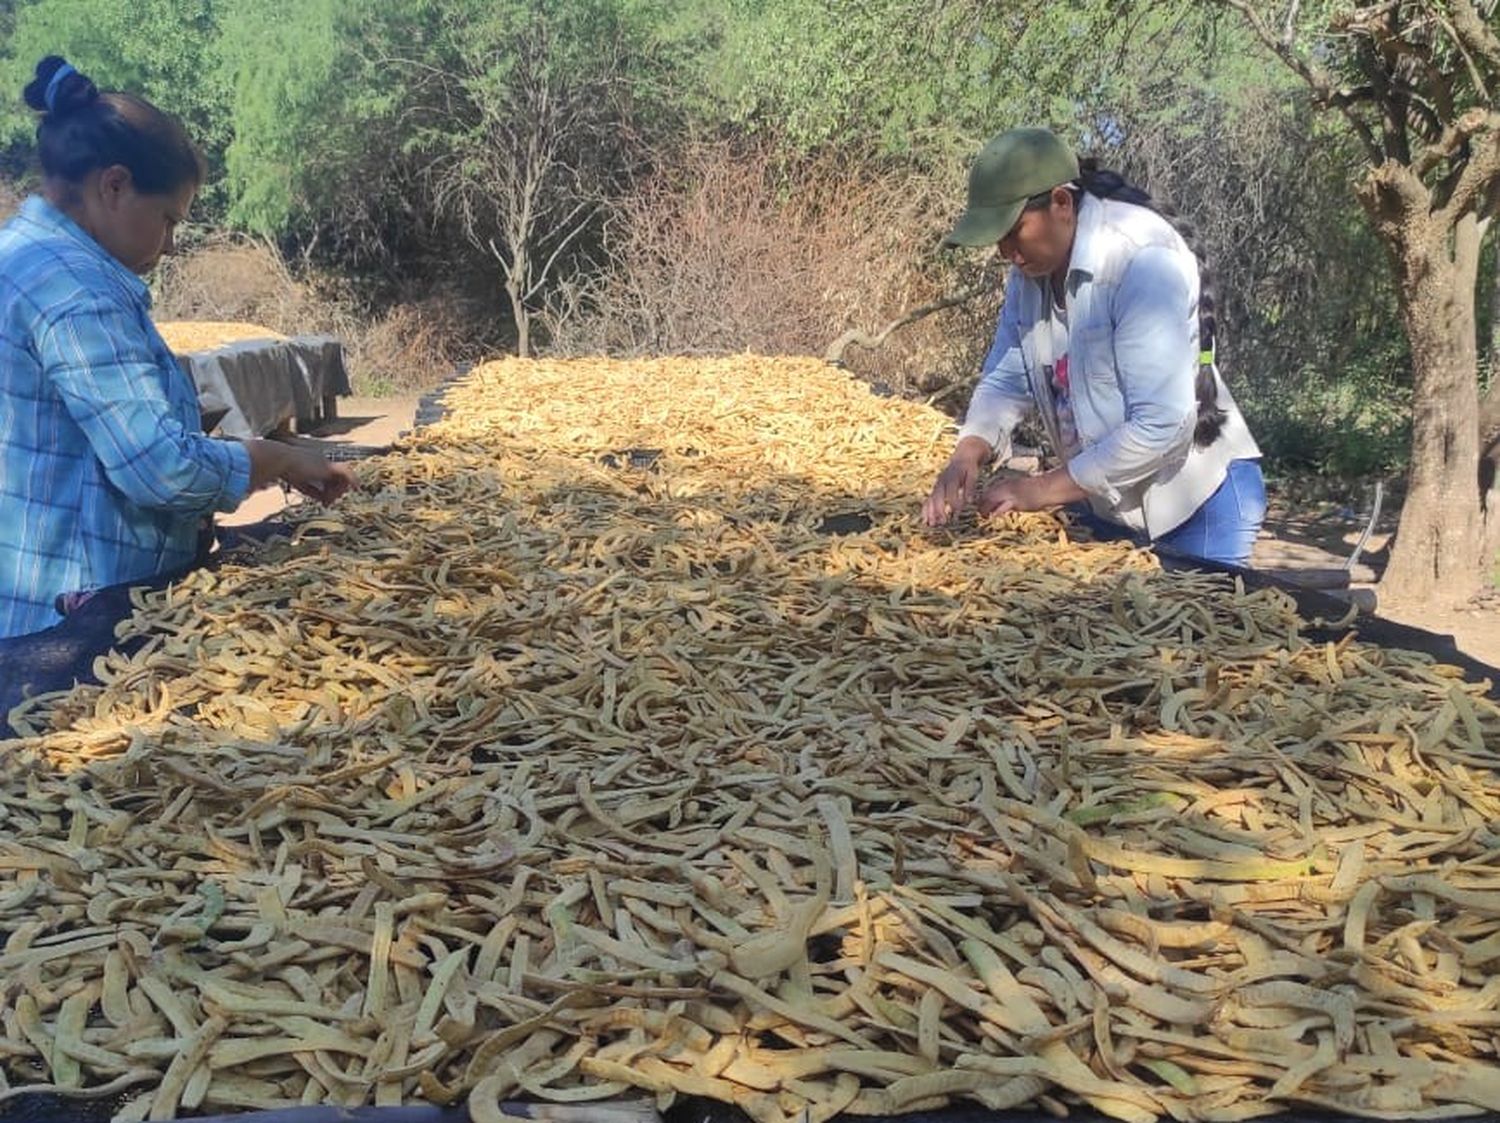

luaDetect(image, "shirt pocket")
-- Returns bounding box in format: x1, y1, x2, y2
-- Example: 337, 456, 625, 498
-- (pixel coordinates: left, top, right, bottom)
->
1072, 316, 1114, 379
1071, 318, 1119, 424
1067, 313, 1119, 445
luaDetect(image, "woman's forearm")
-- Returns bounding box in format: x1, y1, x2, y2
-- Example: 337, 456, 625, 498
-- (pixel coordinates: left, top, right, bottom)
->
1039, 465, 1090, 506
243, 439, 294, 492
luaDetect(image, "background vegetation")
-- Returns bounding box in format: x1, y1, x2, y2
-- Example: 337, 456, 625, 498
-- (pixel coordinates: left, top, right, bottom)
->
2, 1, 1497, 569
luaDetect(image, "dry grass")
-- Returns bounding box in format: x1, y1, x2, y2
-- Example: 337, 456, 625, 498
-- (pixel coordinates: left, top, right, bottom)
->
152, 236, 480, 396
0, 196, 476, 395
345, 299, 481, 397
152, 239, 307, 326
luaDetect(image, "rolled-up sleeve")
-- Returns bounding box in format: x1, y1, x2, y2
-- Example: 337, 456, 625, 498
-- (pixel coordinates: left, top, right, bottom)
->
1065, 246, 1197, 505
40, 300, 252, 515
956, 273, 1035, 460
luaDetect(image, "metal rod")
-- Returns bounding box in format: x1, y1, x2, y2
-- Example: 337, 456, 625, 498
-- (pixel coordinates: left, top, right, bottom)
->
1346, 479, 1384, 573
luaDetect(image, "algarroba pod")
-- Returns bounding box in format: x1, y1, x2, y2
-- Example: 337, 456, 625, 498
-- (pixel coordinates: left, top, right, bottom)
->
1, 357, 1498, 1121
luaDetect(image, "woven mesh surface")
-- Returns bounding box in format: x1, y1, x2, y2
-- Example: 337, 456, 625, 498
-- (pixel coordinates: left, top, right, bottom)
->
0, 1089, 131, 1123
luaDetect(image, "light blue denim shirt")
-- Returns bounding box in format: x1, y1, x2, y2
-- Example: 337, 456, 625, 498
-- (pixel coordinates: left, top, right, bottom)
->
959, 194, 1260, 537
0, 196, 251, 638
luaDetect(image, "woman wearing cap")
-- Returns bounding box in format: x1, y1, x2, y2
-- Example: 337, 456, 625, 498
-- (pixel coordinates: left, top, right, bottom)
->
921, 127, 1265, 568
0, 57, 356, 638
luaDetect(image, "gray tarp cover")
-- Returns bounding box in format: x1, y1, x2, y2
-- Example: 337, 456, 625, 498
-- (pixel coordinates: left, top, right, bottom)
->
179, 334, 351, 438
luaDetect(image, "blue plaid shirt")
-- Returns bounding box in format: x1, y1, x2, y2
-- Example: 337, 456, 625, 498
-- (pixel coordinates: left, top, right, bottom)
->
0, 196, 251, 638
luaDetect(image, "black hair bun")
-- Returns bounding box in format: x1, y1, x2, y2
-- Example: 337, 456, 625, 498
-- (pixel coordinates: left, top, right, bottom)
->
23, 56, 99, 116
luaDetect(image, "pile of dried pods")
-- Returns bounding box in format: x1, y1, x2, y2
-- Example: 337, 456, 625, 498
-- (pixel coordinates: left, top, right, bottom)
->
3, 357, 1499, 1123
155, 321, 286, 353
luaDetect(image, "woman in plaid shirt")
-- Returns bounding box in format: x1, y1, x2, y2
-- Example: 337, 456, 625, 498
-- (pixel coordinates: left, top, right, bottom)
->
0, 57, 355, 638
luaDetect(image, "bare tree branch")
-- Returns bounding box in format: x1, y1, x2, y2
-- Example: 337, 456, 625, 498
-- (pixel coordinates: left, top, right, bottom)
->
1446, 0, 1500, 73
487, 237, 514, 277
407, 4, 636, 356
523, 202, 597, 303
825, 280, 993, 365
1438, 121, 1500, 223
1215, 0, 1386, 164
1427, 7, 1493, 103
1415, 106, 1499, 178
1359, 32, 1413, 163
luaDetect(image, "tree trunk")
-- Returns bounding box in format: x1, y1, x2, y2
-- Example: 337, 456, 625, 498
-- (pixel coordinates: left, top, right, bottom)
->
507, 247, 532, 359
516, 307, 532, 359
1482, 224, 1500, 572
1489, 224, 1500, 376
1379, 214, 1486, 606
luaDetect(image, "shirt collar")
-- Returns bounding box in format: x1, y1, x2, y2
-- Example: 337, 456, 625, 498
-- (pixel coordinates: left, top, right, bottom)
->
1065, 192, 1105, 284
19, 194, 152, 306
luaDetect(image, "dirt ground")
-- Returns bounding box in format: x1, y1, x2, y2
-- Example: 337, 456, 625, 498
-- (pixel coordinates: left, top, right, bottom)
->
1252, 491, 1500, 670
225, 395, 1500, 675
221, 396, 422, 528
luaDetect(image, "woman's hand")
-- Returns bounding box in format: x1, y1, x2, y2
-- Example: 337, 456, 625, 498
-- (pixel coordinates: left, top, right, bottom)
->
246, 439, 357, 504
922, 437, 992, 526
978, 466, 1088, 517
976, 475, 1036, 517
279, 445, 356, 503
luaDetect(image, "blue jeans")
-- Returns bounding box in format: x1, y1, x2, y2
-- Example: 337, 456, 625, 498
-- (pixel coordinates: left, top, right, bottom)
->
1069, 458, 1267, 569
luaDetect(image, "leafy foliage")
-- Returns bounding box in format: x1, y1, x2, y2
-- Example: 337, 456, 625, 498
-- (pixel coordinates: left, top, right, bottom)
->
0, 0, 229, 171
0, 0, 1448, 481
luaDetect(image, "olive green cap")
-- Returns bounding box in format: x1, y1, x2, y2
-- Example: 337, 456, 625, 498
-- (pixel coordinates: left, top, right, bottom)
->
943, 127, 1080, 248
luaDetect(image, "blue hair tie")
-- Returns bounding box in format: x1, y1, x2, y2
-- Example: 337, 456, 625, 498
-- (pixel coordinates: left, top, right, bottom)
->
43, 63, 77, 112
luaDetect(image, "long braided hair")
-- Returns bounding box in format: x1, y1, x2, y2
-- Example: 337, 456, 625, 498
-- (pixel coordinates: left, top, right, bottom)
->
1027, 158, 1226, 448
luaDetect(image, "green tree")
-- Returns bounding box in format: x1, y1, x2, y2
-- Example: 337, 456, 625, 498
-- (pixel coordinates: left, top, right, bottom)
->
213, 0, 712, 335
213, 0, 440, 258
0, 0, 229, 183
0, 1, 19, 60
720, 2, 1203, 166
412, 0, 706, 355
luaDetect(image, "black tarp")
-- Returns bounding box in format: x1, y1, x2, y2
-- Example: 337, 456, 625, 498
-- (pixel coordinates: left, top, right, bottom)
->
1153, 544, 1500, 697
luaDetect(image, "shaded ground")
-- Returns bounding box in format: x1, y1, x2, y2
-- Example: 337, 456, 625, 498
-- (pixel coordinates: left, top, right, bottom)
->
1254, 484, 1500, 670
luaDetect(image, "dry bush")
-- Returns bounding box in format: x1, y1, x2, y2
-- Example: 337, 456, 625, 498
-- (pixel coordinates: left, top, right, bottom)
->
548, 142, 999, 401
154, 236, 325, 330
153, 236, 481, 395
342, 298, 484, 396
